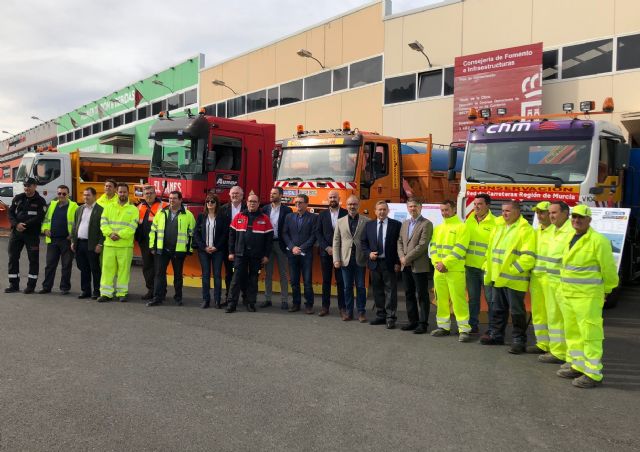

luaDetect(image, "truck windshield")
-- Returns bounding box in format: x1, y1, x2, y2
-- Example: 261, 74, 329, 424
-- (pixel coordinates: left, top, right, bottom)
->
277, 146, 359, 182
465, 139, 592, 184
15, 156, 34, 182
150, 137, 204, 175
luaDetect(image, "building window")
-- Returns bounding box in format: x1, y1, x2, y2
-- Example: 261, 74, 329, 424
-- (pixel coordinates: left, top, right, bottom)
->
562, 38, 613, 79
543, 49, 559, 80
74, 130, 82, 140
280, 79, 303, 106
124, 111, 135, 124
267, 87, 279, 108
92, 123, 101, 134
58, 135, 66, 144
333, 67, 348, 92
184, 88, 197, 106
617, 33, 640, 71
384, 74, 416, 104
102, 119, 112, 132
304, 71, 331, 100
137, 105, 150, 121
349, 55, 382, 89
151, 100, 166, 116
443, 67, 454, 95
167, 94, 180, 111
178, 93, 186, 108
227, 96, 246, 117
217, 102, 226, 118
418, 69, 442, 98
82, 126, 91, 137
113, 115, 123, 128
247, 90, 267, 113
203, 104, 215, 115
65, 132, 73, 143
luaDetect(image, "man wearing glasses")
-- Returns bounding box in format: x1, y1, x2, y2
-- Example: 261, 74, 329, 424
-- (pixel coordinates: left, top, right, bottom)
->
39, 185, 78, 295
136, 185, 167, 300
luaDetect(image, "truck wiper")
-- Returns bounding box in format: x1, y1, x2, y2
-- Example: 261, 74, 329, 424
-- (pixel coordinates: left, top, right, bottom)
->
466, 176, 480, 182
516, 172, 564, 187
309, 177, 335, 181
279, 177, 302, 181
471, 168, 516, 182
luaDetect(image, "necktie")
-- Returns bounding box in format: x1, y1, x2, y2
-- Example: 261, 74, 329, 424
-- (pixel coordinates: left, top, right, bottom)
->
377, 220, 384, 255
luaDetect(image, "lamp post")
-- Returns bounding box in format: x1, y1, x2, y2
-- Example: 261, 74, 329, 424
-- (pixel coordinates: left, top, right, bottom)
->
408, 40, 433, 68
78, 111, 97, 122
152, 79, 174, 93
212, 80, 238, 95
296, 49, 325, 69
31, 116, 67, 130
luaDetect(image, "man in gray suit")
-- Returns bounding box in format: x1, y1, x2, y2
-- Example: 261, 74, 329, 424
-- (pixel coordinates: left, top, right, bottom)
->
333, 195, 370, 322
397, 198, 433, 334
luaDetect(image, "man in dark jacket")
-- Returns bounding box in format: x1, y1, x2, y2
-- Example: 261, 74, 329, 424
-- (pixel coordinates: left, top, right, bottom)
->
315, 190, 347, 316
362, 200, 402, 329
283, 193, 317, 314
226, 192, 273, 313
135, 185, 167, 300
71, 187, 104, 299
218, 185, 247, 304
6, 177, 47, 294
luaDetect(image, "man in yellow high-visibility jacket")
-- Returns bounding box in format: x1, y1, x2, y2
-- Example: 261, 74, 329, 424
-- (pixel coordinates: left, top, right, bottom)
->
556, 204, 618, 388
464, 193, 497, 334
538, 201, 574, 365
96, 179, 118, 208
481, 200, 536, 354
97, 183, 139, 303
527, 201, 552, 354
430, 200, 472, 342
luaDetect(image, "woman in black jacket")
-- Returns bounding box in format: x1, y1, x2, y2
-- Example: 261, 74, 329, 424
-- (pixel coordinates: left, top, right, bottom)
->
193, 194, 229, 308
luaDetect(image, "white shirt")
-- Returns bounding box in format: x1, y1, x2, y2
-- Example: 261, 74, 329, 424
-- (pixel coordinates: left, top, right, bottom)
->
270, 204, 281, 239
231, 202, 241, 220
77, 203, 94, 240
206, 215, 216, 248
377, 218, 388, 258
330, 208, 339, 229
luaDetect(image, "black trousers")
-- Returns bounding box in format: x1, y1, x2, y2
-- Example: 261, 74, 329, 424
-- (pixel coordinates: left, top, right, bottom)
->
403, 268, 430, 326
228, 255, 261, 306
320, 254, 345, 310
75, 239, 101, 296
490, 287, 528, 343
371, 260, 398, 321
140, 243, 155, 293
224, 255, 246, 302
8, 230, 40, 289
154, 251, 186, 301
42, 238, 74, 292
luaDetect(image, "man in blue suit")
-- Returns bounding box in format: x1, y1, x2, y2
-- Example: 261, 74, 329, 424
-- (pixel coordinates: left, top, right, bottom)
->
283, 193, 318, 314
315, 190, 347, 317
361, 200, 402, 329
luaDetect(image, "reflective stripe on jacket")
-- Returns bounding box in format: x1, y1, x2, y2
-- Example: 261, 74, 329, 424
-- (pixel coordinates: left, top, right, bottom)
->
484, 215, 535, 291
41, 199, 79, 243
532, 224, 553, 276
464, 211, 497, 269
430, 215, 469, 272
544, 219, 574, 280
560, 227, 619, 298
149, 207, 196, 253
100, 201, 139, 248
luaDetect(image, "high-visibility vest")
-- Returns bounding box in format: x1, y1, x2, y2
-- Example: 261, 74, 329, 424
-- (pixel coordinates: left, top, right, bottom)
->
100, 201, 139, 248
464, 211, 497, 269
41, 200, 79, 243
532, 224, 553, 276
96, 193, 118, 208
430, 215, 469, 272
485, 215, 536, 291
560, 227, 619, 298
544, 219, 574, 281
138, 198, 166, 224
149, 207, 196, 253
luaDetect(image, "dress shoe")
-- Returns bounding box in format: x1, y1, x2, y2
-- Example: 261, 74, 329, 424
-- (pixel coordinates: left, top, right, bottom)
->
538, 353, 565, 364
174, 298, 183, 306
508, 343, 526, 354
288, 304, 301, 313
201, 301, 210, 309
318, 307, 329, 317
557, 367, 583, 379
77, 293, 91, 299
401, 323, 418, 331
572, 375, 601, 388
247, 303, 256, 312
92, 293, 100, 300
96, 296, 112, 303
141, 291, 154, 301
37, 288, 51, 294
118, 296, 128, 303
369, 317, 386, 326
61, 290, 70, 295
358, 313, 367, 323
342, 314, 353, 321
4, 286, 19, 293
479, 334, 504, 345
23, 287, 35, 294
146, 299, 163, 307
526, 344, 546, 354
470, 325, 480, 335
259, 300, 272, 308
305, 306, 314, 315
430, 328, 451, 337
413, 325, 428, 335
386, 320, 396, 329
280, 301, 289, 310
214, 301, 221, 309
225, 304, 236, 313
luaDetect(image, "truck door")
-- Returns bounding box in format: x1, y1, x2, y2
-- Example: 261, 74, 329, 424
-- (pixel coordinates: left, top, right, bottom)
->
33, 156, 63, 202
207, 133, 243, 201
361, 141, 394, 203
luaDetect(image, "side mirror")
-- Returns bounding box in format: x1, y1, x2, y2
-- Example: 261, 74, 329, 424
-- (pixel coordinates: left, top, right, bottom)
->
614, 142, 630, 171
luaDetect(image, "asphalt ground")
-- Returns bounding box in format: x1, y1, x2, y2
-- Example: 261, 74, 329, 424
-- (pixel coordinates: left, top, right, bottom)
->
0, 238, 639, 451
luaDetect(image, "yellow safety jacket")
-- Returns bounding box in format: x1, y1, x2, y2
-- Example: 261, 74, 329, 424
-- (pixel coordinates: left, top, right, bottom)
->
464, 211, 497, 269
532, 224, 553, 276
560, 227, 619, 298
544, 219, 574, 281
100, 201, 139, 248
96, 193, 118, 208
430, 215, 469, 272
149, 207, 196, 253
41, 200, 79, 244
484, 215, 536, 291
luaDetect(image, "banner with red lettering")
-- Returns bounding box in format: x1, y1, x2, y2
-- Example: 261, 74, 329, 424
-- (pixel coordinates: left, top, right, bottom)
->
452, 43, 543, 142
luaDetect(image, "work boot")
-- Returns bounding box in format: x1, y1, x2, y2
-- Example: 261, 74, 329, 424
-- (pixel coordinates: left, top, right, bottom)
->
37, 288, 51, 294
247, 303, 256, 312
23, 286, 35, 294
538, 353, 564, 364
141, 291, 154, 301
560, 362, 572, 370
413, 324, 428, 335
526, 344, 546, 354
572, 375, 601, 389
480, 334, 504, 345
557, 367, 583, 379
96, 296, 112, 303
5, 286, 19, 293
401, 323, 418, 331
508, 343, 526, 354
288, 304, 301, 313
430, 328, 451, 337
458, 332, 473, 342
225, 303, 237, 313
119, 296, 128, 303
146, 299, 163, 307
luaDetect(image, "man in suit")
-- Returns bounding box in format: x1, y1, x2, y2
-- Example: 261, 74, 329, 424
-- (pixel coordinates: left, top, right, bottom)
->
218, 185, 247, 304
70, 187, 104, 299
316, 190, 347, 317
397, 198, 433, 334
282, 193, 317, 314
362, 200, 402, 329
333, 195, 370, 322
262, 187, 292, 310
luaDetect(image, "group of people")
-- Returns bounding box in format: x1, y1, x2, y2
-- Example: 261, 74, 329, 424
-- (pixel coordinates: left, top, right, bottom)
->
5, 179, 618, 389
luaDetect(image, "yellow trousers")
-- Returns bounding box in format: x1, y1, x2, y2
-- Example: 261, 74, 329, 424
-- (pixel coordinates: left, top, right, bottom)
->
434, 270, 470, 333
100, 246, 134, 297
530, 273, 549, 352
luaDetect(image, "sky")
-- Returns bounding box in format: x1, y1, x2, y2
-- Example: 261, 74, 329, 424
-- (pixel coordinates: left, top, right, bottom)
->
0, 0, 438, 139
